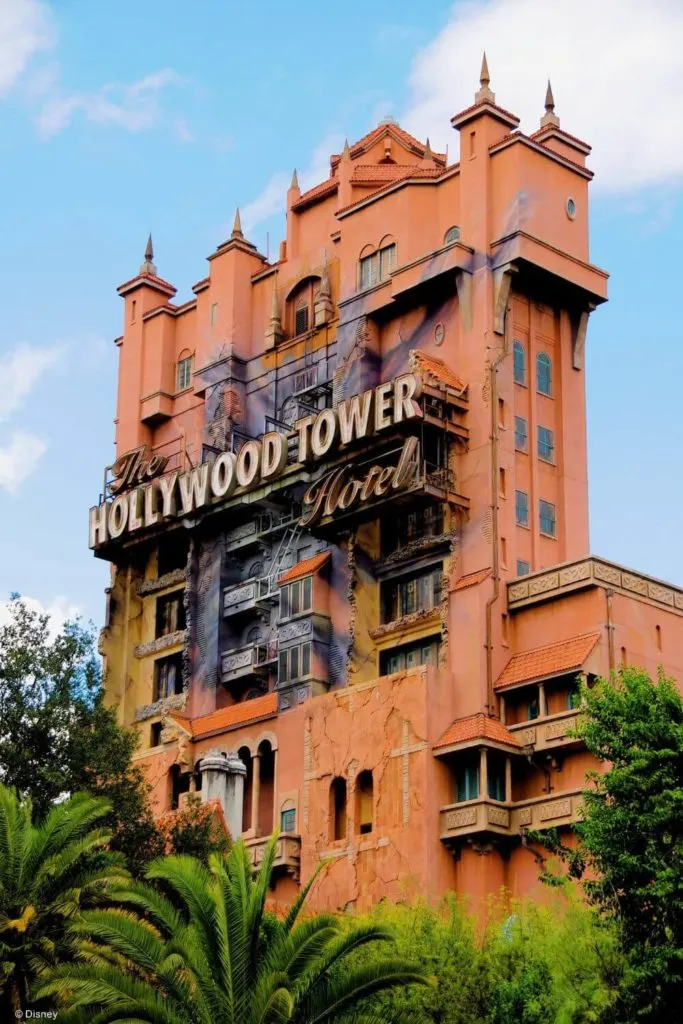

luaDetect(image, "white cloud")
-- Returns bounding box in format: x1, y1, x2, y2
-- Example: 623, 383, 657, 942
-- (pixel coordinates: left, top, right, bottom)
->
401, 0, 683, 193
0, 343, 60, 422
34, 67, 181, 138
0, 430, 47, 493
0, 0, 53, 96
241, 131, 345, 232
0, 593, 82, 637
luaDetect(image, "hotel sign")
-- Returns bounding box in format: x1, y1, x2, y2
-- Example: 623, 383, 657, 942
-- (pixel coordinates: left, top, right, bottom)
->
89, 374, 422, 549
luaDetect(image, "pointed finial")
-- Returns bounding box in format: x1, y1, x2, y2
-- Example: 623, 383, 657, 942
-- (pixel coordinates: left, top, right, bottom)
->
290, 168, 299, 190
540, 79, 560, 128
231, 208, 243, 238
342, 138, 351, 160
475, 51, 495, 104
545, 79, 554, 113
139, 232, 157, 275
480, 52, 490, 87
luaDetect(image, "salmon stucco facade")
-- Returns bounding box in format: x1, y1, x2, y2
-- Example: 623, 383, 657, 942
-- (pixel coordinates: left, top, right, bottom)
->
92, 59, 683, 911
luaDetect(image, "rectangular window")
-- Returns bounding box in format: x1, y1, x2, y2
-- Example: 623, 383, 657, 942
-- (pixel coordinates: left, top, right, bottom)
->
515, 490, 529, 528
537, 426, 555, 463
378, 244, 396, 280
281, 808, 296, 832
176, 356, 193, 392
455, 752, 479, 802
381, 504, 444, 555
278, 642, 312, 683
280, 576, 313, 620
380, 637, 440, 676
155, 592, 186, 638
158, 540, 187, 577
295, 305, 309, 336
516, 560, 530, 576
539, 499, 556, 537
150, 722, 162, 747
381, 565, 442, 624
514, 416, 528, 452
487, 751, 506, 802
153, 653, 183, 702
359, 253, 377, 289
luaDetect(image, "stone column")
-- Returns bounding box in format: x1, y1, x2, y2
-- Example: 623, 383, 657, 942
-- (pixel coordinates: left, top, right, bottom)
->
538, 682, 548, 718
199, 749, 247, 841
251, 752, 262, 838
479, 747, 488, 801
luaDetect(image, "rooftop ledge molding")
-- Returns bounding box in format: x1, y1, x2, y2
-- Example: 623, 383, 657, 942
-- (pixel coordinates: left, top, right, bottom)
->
508, 555, 683, 615
491, 231, 608, 304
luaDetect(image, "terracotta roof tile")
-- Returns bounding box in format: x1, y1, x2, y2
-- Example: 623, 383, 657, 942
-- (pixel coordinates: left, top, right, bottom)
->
188, 692, 278, 739
279, 550, 330, 585
434, 713, 522, 750
117, 272, 177, 296
452, 568, 491, 592
529, 125, 591, 153
495, 632, 601, 691
412, 350, 467, 392
451, 100, 520, 127
331, 123, 446, 165
352, 164, 444, 184
292, 178, 338, 211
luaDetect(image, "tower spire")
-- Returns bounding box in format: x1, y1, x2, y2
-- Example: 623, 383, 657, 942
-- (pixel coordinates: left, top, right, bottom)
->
475, 51, 495, 104
540, 79, 560, 128
341, 138, 351, 161
139, 233, 157, 275
231, 208, 243, 239
290, 168, 299, 190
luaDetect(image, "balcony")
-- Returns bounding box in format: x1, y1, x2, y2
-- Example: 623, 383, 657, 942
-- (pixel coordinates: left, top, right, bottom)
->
244, 833, 301, 881
439, 788, 583, 847
223, 577, 279, 618
507, 709, 584, 755
221, 640, 278, 684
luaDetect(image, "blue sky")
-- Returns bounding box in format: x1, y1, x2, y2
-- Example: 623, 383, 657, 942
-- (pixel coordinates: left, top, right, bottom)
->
1, 0, 682, 629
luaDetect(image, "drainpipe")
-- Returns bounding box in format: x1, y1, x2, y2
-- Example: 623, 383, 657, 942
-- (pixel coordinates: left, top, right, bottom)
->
605, 587, 615, 674
484, 324, 509, 715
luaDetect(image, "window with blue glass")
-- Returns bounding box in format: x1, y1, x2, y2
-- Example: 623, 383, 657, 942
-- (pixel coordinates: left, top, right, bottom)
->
280, 805, 296, 832
515, 415, 528, 451
487, 751, 507, 802
513, 341, 526, 385
537, 352, 552, 396
539, 499, 556, 537
537, 425, 555, 463
516, 560, 530, 576
455, 752, 480, 802
515, 490, 529, 527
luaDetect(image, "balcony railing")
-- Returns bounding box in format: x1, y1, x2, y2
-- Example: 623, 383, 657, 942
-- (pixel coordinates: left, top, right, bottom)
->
506, 709, 584, 755
439, 788, 583, 845
221, 640, 278, 683
244, 833, 301, 881
223, 577, 280, 617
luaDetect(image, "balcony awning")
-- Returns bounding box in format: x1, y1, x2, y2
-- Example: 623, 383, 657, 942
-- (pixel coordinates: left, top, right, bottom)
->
434, 713, 522, 754
279, 550, 330, 585
495, 632, 601, 692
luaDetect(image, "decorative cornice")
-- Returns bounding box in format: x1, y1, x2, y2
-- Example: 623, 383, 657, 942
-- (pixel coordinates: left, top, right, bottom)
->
137, 569, 187, 596
134, 629, 186, 659
369, 607, 441, 641
508, 556, 683, 615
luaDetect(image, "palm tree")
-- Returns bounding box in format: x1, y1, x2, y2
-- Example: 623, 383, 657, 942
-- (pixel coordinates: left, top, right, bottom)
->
0, 782, 129, 1018
36, 833, 428, 1023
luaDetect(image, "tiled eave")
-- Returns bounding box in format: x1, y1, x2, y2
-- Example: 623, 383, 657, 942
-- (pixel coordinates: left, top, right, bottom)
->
335, 165, 459, 220
508, 555, 683, 616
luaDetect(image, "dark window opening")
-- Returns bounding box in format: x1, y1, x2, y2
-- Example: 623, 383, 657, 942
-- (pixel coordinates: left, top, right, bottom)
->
381, 565, 442, 624
154, 653, 183, 702
156, 592, 186, 637
170, 765, 190, 810
381, 503, 444, 555
455, 751, 479, 802
487, 750, 506, 801
150, 722, 162, 747
158, 539, 188, 578
330, 777, 347, 842
356, 769, 374, 835
295, 304, 309, 336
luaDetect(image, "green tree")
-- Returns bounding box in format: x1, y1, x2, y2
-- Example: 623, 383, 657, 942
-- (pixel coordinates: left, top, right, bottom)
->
36, 833, 427, 1024
0, 595, 163, 874
0, 783, 129, 1018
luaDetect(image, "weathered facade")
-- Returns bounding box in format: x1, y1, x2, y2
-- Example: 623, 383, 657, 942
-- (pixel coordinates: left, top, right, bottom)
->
93, 61, 683, 910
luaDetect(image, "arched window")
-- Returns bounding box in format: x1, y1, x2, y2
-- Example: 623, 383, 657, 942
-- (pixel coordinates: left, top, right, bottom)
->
444, 225, 461, 245
257, 739, 275, 835
286, 277, 319, 339
355, 770, 373, 835
513, 341, 526, 386
329, 776, 347, 842
358, 238, 396, 290
537, 352, 552, 396
239, 745, 253, 833
176, 350, 193, 392
280, 799, 296, 833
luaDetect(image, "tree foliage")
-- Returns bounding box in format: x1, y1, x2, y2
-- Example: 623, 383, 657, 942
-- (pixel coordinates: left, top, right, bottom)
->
0, 595, 164, 874
35, 832, 427, 1023
0, 783, 129, 1018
